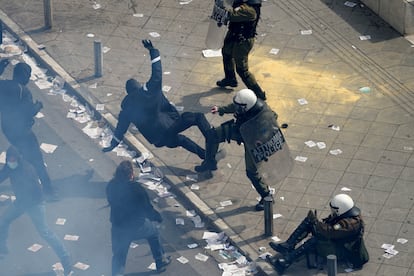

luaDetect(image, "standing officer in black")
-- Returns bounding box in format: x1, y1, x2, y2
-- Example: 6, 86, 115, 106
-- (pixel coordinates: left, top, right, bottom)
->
0, 61, 58, 201
216, 0, 266, 100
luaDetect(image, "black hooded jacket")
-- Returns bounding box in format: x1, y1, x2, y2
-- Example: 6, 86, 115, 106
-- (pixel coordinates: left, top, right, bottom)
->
0, 147, 43, 208
113, 48, 180, 145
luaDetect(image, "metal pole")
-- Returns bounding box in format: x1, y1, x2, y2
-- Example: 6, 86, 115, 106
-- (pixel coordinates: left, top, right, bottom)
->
43, 0, 53, 29
327, 255, 337, 276
264, 196, 273, 237
94, 40, 103, 77
0, 20, 3, 45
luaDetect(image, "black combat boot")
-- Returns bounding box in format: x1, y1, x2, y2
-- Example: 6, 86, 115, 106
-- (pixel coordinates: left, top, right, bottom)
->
216, 78, 238, 88
194, 160, 217, 172
269, 216, 313, 254
271, 237, 317, 275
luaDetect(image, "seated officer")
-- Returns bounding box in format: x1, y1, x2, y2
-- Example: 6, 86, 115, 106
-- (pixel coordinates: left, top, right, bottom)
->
267, 194, 369, 274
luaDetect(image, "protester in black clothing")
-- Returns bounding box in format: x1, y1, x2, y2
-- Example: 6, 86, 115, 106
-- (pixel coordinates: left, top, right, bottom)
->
0, 61, 58, 201
102, 40, 211, 159
106, 160, 171, 275
0, 146, 72, 275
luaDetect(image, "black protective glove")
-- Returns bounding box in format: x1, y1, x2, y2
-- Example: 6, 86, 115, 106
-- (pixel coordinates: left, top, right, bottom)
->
102, 139, 119, 152
0, 59, 10, 75
152, 211, 163, 223
142, 39, 154, 50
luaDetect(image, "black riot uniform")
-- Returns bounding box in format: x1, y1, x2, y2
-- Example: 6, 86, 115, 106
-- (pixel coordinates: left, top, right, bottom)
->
267, 194, 369, 274
216, 0, 266, 100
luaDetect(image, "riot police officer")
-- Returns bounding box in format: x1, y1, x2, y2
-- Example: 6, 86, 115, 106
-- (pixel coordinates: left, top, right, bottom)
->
267, 194, 369, 274
195, 89, 289, 211
216, 0, 266, 100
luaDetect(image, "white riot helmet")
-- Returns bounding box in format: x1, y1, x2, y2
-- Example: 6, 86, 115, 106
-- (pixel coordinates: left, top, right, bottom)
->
233, 89, 257, 114
330, 194, 359, 217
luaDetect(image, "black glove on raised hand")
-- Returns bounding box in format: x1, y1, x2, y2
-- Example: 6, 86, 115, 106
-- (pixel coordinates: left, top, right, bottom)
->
307, 209, 317, 224
142, 39, 154, 50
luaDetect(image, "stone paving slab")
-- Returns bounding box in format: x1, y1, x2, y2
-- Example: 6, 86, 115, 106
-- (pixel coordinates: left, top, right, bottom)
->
1, 0, 414, 275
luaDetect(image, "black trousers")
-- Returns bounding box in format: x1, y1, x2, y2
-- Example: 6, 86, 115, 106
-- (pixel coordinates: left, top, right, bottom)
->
156, 112, 210, 159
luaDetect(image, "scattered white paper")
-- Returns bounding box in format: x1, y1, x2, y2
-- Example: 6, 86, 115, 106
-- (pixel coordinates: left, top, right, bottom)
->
0, 195, 10, 202
344, 1, 357, 7
0, 152, 6, 164
403, 146, 413, 151
35, 112, 44, 118
74, 262, 90, 270
273, 214, 283, 219
330, 125, 341, 131
295, 156, 308, 162
28, 244, 43, 252
341, 187, 352, 192
190, 184, 200, 190
226, 163, 232, 168
92, 3, 101, 9
269, 48, 279, 55
316, 142, 326, 149
133, 13, 144, 18
187, 243, 198, 249
95, 104, 105, 111
259, 252, 272, 260
381, 243, 394, 250
297, 98, 308, 105
64, 235, 79, 241
195, 253, 209, 262
220, 200, 233, 207
180, 0, 193, 4
359, 35, 371, 41
177, 256, 189, 264
382, 253, 394, 259
202, 49, 222, 58
102, 46, 111, 54
397, 238, 408, 244
301, 29, 312, 35
40, 143, 58, 154
148, 262, 156, 270
130, 242, 139, 248
176, 218, 185, 225
329, 149, 343, 155
55, 218, 66, 225
305, 140, 316, 147
191, 215, 204, 228
271, 236, 281, 242
149, 32, 160, 38
162, 85, 172, 93
186, 174, 198, 182
186, 210, 196, 217
86, 33, 95, 38
279, 196, 285, 201
385, 248, 398, 255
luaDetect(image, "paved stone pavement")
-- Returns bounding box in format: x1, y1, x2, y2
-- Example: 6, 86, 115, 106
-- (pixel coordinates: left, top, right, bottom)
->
1, 0, 414, 275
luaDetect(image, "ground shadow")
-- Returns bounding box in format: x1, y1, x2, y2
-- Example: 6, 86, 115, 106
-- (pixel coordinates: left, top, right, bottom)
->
320, 0, 401, 42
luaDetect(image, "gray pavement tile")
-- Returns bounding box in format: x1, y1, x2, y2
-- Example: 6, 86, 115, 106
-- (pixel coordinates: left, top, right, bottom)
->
366, 176, 396, 192
313, 168, 345, 184
320, 155, 351, 171
378, 207, 411, 223
377, 264, 409, 276
335, 130, 366, 146
305, 181, 337, 197
361, 134, 392, 149
346, 159, 377, 174
353, 147, 385, 162
371, 219, 402, 236
385, 193, 414, 209
373, 163, 405, 178
339, 172, 369, 188
380, 150, 411, 166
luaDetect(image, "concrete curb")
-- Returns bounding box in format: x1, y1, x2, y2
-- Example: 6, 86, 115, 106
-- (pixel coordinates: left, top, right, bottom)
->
0, 9, 274, 276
